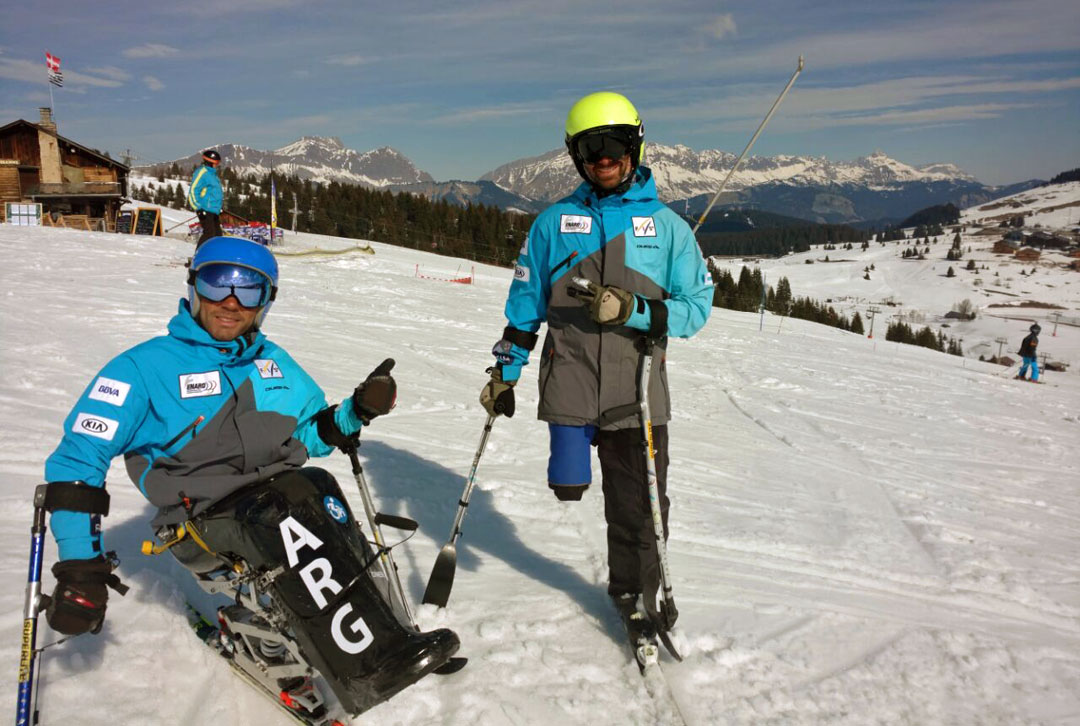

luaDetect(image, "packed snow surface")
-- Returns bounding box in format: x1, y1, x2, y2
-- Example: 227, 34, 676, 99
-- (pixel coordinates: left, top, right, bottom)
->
1, 223, 1078, 725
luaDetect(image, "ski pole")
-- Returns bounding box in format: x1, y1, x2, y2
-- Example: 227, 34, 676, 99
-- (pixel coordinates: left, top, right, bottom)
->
636, 339, 682, 661
342, 440, 417, 627
693, 55, 804, 234
422, 414, 496, 608
16, 486, 50, 726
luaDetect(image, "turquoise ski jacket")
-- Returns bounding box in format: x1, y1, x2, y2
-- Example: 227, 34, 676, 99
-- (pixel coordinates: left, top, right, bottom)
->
188, 164, 223, 214
494, 166, 713, 429
44, 300, 363, 560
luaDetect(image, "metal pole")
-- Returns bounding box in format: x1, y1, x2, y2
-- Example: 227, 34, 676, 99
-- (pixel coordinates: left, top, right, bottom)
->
693, 56, 804, 234
16, 488, 48, 726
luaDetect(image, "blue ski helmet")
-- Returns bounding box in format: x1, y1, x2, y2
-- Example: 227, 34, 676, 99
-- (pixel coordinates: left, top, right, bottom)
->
187, 236, 279, 327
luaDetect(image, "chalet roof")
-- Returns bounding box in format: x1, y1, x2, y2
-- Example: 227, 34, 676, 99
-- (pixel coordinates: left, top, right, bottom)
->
0, 118, 129, 172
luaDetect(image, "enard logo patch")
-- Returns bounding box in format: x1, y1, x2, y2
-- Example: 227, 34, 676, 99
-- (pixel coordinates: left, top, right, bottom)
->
179, 371, 222, 399
560, 215, 592, 234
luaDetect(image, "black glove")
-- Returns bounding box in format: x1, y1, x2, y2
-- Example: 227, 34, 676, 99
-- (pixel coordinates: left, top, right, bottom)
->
569, 278, 637, 325
352, 358, 397, 424
45, 557, 117, 635
479, 366, 516, 418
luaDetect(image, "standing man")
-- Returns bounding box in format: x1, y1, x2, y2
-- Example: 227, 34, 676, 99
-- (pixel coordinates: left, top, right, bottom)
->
40, 236, 459, 718
1017, 323, 1041, 382
188, 149, 223, 248
479, 92, 713, 638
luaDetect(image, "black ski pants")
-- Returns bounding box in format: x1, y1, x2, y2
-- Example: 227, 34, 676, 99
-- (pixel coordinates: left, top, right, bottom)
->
195, 210, 222, 249
596, 424, 669, 599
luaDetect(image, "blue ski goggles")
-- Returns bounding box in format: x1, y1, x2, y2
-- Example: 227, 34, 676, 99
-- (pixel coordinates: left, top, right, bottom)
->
193, 263, 273, 308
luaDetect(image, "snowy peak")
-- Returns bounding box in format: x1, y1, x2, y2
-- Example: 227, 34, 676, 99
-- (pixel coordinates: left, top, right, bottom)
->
481, 144, 981, 204
141, 136, 434, 188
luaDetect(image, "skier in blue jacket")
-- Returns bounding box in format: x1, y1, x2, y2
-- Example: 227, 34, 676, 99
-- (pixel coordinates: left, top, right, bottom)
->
188, 149, 223, 248
41, 236, 458, 715
479, 92, 713, 633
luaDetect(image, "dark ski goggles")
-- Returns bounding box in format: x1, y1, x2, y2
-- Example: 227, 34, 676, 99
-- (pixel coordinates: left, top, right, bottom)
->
194, 263, 272, 308
571, 126, 638, 164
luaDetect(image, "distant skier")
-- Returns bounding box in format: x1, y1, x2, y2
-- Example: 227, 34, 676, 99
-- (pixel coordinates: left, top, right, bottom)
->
1016, 323, 1041, 382
39, 236, 458, 717
188, 149, 223, 248
479, 92, 713, 638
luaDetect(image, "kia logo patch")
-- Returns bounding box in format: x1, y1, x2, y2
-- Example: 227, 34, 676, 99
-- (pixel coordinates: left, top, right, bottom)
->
73, 412, 119, 441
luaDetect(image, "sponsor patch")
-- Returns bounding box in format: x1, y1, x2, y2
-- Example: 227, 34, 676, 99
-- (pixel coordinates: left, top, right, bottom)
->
255, 359, 283, 379
179, 371, 222, 399
513, 264, 530, 283
88, 376, 131, 406
632, 216, 657, 237
324, 495, 349, 524
560, 215, 592, 234
73, 412, 119, 441
704, 270, 714, 285
519, 236, 529, 256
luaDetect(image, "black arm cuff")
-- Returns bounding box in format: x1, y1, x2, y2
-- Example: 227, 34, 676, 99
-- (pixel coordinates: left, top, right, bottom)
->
645, 298, 668, 339
315, 405, 356, 450
36, 482, 110, 515
502, 326, 539, 351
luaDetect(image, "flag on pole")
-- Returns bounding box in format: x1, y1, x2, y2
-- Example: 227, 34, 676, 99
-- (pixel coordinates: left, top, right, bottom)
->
46, 52, 63, 87
270, 178, 278, 228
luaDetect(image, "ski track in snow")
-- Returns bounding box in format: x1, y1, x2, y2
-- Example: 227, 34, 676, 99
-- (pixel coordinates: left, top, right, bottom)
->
1, 224, 1078, 725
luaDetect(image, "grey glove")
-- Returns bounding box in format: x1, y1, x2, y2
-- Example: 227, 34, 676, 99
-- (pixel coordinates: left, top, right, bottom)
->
479, 366, 516, 418
570, 278, 637, 325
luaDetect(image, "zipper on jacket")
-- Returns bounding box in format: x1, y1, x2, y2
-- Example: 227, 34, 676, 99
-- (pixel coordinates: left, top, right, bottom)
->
164, 415, 205, 451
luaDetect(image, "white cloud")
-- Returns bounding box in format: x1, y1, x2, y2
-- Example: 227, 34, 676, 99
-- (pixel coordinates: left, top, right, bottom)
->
706, 14, 736, 40
123, 44, 180, 59
325, 54, 369, 67
86, 66, 132, 82
144, 76, 165, 91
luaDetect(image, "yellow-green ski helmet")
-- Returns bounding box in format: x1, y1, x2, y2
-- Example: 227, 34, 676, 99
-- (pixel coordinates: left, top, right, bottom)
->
564, 92, 645, 186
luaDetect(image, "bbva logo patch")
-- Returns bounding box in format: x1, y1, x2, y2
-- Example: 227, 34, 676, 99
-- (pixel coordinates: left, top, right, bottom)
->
560, 215, 592, 234
88, 376, 131, 406
73, 412, 119, 441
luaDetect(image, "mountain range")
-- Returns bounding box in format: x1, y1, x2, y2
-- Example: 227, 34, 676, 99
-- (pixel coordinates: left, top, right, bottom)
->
140, 136, 1042, 226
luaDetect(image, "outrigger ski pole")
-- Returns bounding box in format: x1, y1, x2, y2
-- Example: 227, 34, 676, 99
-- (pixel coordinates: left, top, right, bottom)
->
340, 435, 467, 674
422, 414, 497, 608
636, 337, 683, 662
16, 486, 49, 726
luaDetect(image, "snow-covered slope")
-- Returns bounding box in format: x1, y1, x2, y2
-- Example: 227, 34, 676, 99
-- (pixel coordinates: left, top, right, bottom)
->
1, 223, 1078, 725
709, 181, 1080, 372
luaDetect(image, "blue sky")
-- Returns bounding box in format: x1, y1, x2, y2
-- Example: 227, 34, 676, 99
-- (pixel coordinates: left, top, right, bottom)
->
2, 0, 1078, 185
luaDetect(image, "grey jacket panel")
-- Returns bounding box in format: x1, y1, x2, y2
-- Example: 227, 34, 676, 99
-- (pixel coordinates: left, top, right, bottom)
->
130, 377, 308, 526
537, 234, 669, 430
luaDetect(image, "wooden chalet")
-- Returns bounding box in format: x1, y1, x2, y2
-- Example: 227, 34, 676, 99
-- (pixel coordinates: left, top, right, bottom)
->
0, 108, 129, 231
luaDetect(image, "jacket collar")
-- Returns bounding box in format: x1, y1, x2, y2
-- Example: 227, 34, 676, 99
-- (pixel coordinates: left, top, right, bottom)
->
169, 299, 264, 360
571, 166, 657, 207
